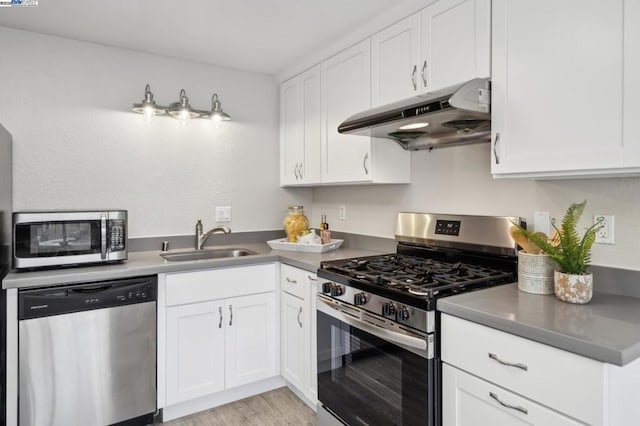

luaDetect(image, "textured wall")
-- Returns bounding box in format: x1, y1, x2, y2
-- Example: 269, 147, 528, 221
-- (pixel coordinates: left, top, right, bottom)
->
312, 144, 640, 270
0, 27, 311, 238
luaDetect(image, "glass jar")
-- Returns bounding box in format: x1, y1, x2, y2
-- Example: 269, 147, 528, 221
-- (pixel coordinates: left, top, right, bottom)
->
283, 205, 309, 243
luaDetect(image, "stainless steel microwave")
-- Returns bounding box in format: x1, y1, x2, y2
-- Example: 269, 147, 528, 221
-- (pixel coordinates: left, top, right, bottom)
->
13, 210, 127, 269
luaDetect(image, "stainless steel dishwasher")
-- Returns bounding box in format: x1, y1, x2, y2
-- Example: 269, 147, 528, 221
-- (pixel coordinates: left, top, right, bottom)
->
18, 275, 157, 426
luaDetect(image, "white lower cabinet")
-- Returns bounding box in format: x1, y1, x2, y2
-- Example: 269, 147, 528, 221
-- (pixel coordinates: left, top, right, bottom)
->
160, 264, 280, 419
442, 364, 579, 426
166, 301, 226, 404
441, 313, 640, 426
280, 264, 318, 407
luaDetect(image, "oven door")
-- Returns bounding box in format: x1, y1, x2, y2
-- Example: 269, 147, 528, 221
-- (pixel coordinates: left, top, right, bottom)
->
317, 295, 434, 426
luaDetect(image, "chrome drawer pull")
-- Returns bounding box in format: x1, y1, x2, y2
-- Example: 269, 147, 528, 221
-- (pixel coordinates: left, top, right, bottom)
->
489, 392, 528, 415
297, 306, 303, 328
307, 275, 317, 281
488, 352, 528, 371
286, 277, 298, 284
218, 306, 223, 328
229, 305, 233, 326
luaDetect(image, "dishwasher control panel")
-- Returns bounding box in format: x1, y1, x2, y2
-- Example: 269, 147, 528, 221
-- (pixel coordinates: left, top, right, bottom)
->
18, 275, 157, 320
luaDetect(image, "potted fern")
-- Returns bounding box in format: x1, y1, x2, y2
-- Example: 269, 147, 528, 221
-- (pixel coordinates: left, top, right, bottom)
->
513, 200, 603, 304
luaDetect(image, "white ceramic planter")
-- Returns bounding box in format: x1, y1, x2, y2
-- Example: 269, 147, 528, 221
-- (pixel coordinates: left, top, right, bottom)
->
554, 271, 593, 304
517, 251, 556, 295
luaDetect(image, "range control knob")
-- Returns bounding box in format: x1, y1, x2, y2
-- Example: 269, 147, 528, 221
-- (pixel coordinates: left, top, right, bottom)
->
382, 302, 396, 317
396, 306, 410, 321
330, 284, 344, 297
354, 292, 368, 306
322, 282, 332, 294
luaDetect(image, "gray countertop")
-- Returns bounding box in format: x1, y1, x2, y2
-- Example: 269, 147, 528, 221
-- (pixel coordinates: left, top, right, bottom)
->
437, 283, 640, 366
2, 242, 382, 290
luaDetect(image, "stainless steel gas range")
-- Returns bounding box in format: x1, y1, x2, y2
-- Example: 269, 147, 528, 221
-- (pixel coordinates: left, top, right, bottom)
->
315, 212, 522, 426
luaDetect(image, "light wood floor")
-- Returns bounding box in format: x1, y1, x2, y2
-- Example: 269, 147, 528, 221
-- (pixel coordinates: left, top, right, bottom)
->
160, 387, 316, 426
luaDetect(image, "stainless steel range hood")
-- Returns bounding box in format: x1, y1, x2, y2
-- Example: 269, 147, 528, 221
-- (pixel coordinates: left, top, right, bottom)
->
338, 78, 491, 150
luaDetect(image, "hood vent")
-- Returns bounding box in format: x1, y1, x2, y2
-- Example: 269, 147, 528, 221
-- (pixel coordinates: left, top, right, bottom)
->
338, 78, 491, 150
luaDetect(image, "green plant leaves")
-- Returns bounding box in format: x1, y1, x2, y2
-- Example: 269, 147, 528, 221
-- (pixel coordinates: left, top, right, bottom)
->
511, 200, 602, 274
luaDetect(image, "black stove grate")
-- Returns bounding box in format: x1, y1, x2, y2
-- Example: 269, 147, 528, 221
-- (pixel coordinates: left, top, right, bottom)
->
319, 251, 516, 309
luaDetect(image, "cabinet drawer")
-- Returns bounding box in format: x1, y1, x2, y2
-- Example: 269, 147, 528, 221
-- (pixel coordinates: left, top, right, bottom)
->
165, 263, 277, 306
441, 314, 604, 425
442, 364, 580, 426
280, 264, 312, 299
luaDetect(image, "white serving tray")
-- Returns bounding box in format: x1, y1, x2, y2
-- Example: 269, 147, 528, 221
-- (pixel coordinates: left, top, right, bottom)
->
266, 238, 344, 253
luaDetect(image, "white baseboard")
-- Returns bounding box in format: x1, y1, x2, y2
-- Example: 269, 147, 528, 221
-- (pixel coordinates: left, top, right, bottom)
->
161, 376, 285, 422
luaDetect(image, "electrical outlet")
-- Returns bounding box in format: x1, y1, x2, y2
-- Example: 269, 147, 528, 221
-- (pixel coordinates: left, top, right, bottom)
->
594, 214, 614, 244
338, 205, 346, 220
215, 206, 232, 223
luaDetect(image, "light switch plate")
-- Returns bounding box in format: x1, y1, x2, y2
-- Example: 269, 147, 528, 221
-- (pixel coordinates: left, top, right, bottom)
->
338, 205, 346, 220
216, 206, 232, 222
533, 211, 550, 235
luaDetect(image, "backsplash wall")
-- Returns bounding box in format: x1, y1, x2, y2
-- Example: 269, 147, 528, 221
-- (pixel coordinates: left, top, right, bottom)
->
312, 144, 640, 270
0, 27, 312, 238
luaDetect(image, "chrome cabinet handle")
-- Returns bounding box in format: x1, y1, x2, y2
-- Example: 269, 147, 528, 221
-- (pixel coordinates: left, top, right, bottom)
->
286, 277, 298, 284
229, 305, 233, 326
294, 163, 300, 179
488, 352, 528, 371
489, 392, 528, 415
100, 214, 107, 260
307, 275, 317, 282
363, 153, 369, 175
493, 133, 501, 165
297, 306, 303, 328
218, 306, 223, 328
421, 60, 427, 87
411, 65, 417, 90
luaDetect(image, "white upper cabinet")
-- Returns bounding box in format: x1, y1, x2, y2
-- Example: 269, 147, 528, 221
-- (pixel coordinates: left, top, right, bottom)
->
371, 0, 490, 107
321, 39, 411, 184
491, 0, 630, 178
422, 0, 491, 91
371, 14, 422, 106
280, 65, 321, 186
321, 39, 374, 183
624, 0, 640, 167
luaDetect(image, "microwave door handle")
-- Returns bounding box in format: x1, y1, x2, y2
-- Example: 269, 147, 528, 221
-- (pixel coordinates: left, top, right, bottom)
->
317, 296, 427, 352
100, 214, 107, 260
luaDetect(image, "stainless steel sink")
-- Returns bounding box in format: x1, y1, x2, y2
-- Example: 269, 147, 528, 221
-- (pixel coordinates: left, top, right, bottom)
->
160, 248, 258, 262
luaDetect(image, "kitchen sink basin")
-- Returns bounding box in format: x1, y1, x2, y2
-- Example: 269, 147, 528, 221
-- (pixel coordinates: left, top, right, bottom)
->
160, 248, 258, 262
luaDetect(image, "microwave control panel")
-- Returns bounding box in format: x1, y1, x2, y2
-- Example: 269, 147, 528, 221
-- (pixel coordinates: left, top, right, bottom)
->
109, 220, 126, 251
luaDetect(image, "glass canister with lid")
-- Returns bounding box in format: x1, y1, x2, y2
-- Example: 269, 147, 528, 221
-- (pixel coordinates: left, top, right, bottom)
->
283, 205, 309, 243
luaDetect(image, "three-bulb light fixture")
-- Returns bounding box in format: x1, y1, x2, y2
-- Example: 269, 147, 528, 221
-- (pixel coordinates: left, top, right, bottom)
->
132, 84, 231, 126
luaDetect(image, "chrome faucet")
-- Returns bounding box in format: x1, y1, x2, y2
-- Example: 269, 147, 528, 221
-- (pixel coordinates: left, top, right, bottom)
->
195, 220, 231, 250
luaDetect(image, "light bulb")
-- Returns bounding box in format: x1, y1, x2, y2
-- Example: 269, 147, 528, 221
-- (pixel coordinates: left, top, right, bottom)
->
178, 109, 190, 126
211, 113, 223, 129
143, 105, 154, 123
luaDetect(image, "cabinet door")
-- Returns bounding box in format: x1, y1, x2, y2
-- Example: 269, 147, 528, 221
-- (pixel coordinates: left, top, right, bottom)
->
166, 301, 225, 405
624, 0, 640, 167
280, 292, 307, 392
300, 65, 322, 184
442, 364, 580, 426
491, 0, 623, 176
371, 14, 421, 106
321, 39, 372, 183
225, 293, 278, 388
421, 0, 491, 92
280, 77, 303, 186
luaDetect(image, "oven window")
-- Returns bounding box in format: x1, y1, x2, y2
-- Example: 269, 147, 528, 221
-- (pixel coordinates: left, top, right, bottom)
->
14, 221, 101, 258
317, 310, 431, 426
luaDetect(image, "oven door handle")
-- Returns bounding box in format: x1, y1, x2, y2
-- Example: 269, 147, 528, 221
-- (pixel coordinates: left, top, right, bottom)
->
317, 296, 427, 352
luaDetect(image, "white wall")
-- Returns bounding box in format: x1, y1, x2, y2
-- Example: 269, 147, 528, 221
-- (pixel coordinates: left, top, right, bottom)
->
0, 27, 311, 238
312, 143, 640, 270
